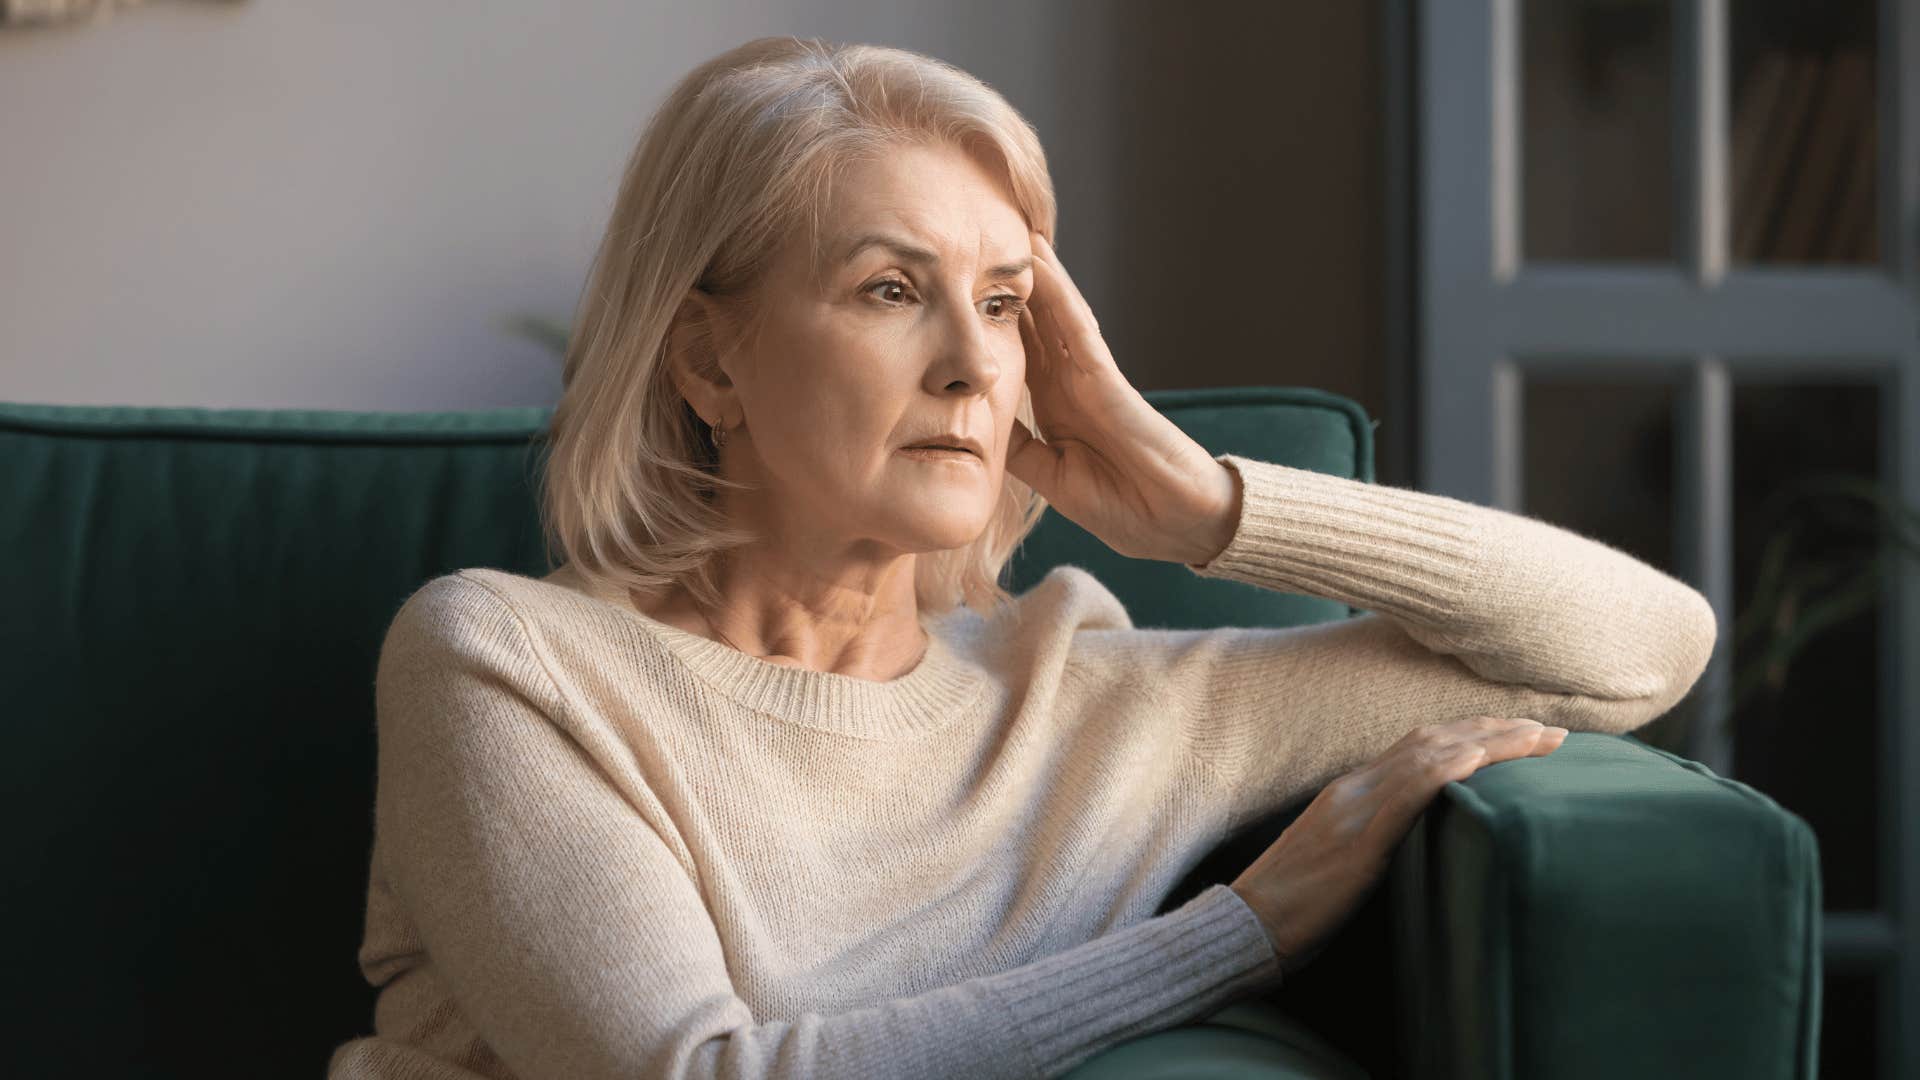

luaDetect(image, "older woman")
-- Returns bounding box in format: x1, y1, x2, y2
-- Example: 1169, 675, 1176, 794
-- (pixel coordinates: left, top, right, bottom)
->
328, 36, 1716, 1080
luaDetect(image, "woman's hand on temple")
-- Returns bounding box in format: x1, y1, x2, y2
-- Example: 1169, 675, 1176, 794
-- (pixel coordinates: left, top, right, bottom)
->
1004, 231, 1240, 565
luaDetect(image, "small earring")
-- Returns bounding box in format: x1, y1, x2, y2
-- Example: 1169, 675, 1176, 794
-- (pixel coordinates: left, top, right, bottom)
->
711, 419, 727, 449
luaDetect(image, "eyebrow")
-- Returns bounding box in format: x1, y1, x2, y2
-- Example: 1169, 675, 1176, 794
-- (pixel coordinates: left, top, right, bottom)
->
837, 232, 1034, 282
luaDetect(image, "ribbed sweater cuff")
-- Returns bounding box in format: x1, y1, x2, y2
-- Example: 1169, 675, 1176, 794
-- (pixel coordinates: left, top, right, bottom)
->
977, 883, 1282, 1077
1186, 452, 1481, 627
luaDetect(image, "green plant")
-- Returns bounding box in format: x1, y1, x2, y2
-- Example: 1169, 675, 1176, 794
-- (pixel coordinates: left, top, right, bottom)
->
501, 314, 572, 358
1730, 470, 1920, 717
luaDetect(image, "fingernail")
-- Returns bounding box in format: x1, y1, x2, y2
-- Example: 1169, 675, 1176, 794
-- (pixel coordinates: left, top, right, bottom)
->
1546, 727, 1569, 737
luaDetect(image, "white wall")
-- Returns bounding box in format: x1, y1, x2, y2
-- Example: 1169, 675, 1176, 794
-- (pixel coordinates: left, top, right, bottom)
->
0, 0, 1123, 409
0, 1, 1384, 465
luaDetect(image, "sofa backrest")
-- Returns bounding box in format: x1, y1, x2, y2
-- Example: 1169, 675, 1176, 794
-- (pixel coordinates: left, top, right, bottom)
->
0, 385, 1373, 1078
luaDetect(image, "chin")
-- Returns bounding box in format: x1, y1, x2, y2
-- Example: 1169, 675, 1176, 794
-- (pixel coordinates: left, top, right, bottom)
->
896, 512, 994, 552
870, 476, 1001, 539
916, 524, 993, 551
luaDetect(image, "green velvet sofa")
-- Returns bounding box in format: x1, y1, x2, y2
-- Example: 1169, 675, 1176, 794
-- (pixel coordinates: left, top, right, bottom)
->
0, 386, 1822, 1078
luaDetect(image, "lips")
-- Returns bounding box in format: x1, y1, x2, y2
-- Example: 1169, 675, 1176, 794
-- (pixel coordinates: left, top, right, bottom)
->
903, 432, 984, 457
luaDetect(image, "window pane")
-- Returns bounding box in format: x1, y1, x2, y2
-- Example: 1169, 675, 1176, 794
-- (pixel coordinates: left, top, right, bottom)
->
1521, 374, 1697, 750
1818, 969, 1883, 1078
1522, 0, 1675, 262
1730, 0, 1879, 264
1729, 380, 1882, 913
1521, 376, 1679, 572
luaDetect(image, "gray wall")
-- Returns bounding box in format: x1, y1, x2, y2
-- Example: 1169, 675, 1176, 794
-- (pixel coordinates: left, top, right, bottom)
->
0, 0, 1388, 474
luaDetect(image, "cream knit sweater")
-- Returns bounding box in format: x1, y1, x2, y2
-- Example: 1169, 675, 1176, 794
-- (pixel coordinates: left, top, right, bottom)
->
327, 452, 1717, 1080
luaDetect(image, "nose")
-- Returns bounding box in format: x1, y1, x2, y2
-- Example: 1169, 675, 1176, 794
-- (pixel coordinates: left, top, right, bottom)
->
923, 294, 1004, 399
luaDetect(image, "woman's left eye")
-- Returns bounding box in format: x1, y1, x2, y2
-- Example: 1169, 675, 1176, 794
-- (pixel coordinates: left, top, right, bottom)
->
981, 294, 1027, 322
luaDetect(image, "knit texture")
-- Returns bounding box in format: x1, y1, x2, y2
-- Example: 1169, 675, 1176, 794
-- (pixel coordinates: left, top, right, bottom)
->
327, 452, 1718, 1079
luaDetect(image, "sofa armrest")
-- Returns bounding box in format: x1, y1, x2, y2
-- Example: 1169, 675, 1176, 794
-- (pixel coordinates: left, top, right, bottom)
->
1389, 732, 1823, 1080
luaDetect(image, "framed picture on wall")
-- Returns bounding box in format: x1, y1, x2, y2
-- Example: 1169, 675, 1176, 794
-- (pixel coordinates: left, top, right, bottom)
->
2, 0, 241, 29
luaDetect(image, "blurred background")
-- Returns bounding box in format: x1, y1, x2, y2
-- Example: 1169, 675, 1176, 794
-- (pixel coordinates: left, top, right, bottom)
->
2, 1, 1914, 1077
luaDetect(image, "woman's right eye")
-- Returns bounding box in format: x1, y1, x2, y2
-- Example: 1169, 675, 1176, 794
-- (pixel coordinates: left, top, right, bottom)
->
867, 279, 910, 304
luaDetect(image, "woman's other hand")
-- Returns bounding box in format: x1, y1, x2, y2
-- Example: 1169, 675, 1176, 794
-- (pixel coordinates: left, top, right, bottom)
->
1229, 716, 1570, 974
1005, 232, 1239, 564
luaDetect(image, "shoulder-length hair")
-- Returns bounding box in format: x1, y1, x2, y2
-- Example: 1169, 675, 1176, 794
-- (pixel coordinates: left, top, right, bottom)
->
538, 36, 1056, 623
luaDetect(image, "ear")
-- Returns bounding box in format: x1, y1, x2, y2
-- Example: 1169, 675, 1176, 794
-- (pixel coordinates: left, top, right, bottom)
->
664, 287, 737, 425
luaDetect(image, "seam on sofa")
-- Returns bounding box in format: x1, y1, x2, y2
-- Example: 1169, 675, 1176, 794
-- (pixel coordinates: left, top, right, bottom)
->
0, 403, 552, 447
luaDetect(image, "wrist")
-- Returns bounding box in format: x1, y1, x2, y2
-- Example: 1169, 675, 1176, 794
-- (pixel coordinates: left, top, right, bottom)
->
1227, 882, 1290, 965
1187, 461, 1243, 567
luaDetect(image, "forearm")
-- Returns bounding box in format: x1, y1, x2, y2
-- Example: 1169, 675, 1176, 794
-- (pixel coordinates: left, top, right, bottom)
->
689, 884, 1280, 1079
1184, 453, 1718, 705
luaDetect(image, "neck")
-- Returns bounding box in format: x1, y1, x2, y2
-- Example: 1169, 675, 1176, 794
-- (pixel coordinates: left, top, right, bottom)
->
637, 553, 929, 681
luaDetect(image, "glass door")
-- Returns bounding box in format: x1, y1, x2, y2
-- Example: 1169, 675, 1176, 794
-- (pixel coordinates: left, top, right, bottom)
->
1414, 1, 1918, 1076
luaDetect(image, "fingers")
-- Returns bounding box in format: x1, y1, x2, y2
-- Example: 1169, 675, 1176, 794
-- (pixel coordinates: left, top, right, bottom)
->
1017, 306, 1049, 377
1526, 725, 1570, 756
1032, 234, 1096, 326
1028, 232, 1096, 347
1030, 234, 1085, 309
1459, 717, 1567, 762
1027, 262, 1071, 356
1363, 717, 1566, 845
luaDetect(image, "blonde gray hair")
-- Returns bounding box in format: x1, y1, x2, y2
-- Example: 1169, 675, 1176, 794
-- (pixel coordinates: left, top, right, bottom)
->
538, 36, 1057, 622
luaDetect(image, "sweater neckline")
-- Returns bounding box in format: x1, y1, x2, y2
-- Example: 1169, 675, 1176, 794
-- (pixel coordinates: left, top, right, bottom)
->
523, 564, 995, 740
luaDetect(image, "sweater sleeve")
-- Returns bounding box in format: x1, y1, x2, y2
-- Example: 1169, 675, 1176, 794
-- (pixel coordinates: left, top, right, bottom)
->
1165, 452, 1718, 829
366, 575, 1282, 1080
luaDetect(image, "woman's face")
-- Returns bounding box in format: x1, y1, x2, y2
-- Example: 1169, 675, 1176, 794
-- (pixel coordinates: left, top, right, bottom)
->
707, 140, 1035, 560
